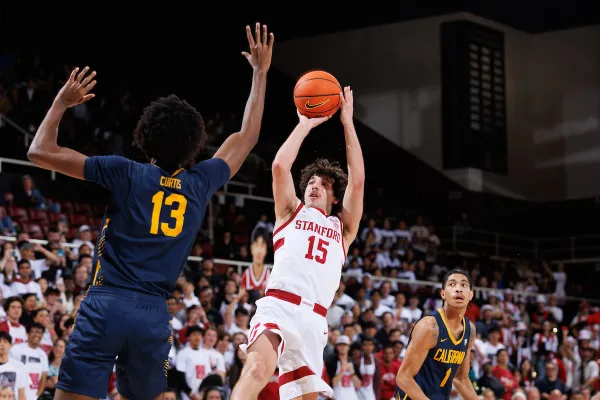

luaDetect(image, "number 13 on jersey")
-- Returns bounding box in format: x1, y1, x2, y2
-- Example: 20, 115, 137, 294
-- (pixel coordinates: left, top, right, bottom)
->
150, 191, 187, 237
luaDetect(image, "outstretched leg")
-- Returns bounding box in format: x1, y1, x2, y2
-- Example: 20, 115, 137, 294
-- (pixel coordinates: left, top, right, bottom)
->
230, 330, 280, 400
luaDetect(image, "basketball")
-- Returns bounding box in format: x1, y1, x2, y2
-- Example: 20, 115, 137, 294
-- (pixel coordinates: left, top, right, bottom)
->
294, 70, 342, 118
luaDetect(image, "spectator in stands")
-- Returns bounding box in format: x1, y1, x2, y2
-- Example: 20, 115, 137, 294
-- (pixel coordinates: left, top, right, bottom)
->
0, 208, 16, 237
176, 325, 218, 400
9, 322, 48, 400
379, 344, 401, 400
536, 360, 567, 397
0, 331, 27, 399
70, 225, 94, 257
14, 175, 46, 210
0, 297, 26, 344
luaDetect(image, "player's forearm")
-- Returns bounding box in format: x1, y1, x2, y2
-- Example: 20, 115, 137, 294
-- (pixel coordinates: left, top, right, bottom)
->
342, 120, 365, 187
238, 70, 268, 146
396, 376, 430, 400
453, 377, 478, 400
272, 122, 311, 171
28, 101, 65, 164
28, 102, 83, 170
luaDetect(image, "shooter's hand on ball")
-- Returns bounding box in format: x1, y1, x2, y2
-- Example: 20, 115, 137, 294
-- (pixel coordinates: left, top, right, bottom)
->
297, 109, 331, 129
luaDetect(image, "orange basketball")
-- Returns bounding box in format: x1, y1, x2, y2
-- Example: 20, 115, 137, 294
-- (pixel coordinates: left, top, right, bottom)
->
294, 70, 341, 118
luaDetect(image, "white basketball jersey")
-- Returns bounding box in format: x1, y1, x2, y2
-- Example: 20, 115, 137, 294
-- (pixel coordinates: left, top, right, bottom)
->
268, 201, 346, 307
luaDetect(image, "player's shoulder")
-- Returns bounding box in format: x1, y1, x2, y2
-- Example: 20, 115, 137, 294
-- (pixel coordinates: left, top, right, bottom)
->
412, 315, 439, 344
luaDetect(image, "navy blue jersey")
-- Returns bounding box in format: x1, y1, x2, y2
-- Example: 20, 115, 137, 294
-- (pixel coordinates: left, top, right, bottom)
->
83, 156, 230, 298
396, 308, 471, 400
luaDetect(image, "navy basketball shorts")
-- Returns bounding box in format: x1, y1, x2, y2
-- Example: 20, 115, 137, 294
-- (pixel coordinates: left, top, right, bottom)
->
57, 285, 172, 399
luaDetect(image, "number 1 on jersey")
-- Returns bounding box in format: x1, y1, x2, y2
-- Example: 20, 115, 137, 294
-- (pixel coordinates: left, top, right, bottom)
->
151, 191, 187, 237
440, 367, 451, 387
305, 235, 329, 264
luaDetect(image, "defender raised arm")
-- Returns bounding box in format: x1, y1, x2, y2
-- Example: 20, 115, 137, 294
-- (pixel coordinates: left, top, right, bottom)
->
213, 23, 274, 179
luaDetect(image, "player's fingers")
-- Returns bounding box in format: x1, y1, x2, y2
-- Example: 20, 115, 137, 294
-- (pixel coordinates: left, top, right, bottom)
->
241, 51, 250, 59
255, 22, 261, 48
80, 93, 95, 103
83, 80, 97, 94
68, 68, 78, 83
76, 66, 89, 83
268, 32, 275, 49
81, 70, 96, 86
246, 25, 255, 49
262, 25, 268, 46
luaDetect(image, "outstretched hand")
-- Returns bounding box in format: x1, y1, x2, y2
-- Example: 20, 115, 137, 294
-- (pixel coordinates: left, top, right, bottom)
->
297, 109, 331, 129
340, 86, 354, 124
242, 22, 274, 73
55, 67, 97, 109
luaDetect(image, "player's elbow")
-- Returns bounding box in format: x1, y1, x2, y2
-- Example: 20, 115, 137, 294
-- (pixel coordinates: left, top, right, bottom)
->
271, 159, 290, 176
27, 146, 44, 166
396, 374, 411, 391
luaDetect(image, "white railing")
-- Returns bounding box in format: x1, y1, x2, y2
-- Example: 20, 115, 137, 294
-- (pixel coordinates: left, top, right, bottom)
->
0, 157, 56, 180
1, 235, 598, 305
438, 226, 600, 264
0, 115, 34, 148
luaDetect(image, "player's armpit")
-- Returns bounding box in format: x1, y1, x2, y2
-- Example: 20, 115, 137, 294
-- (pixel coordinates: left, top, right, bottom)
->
395, 316, 438, 400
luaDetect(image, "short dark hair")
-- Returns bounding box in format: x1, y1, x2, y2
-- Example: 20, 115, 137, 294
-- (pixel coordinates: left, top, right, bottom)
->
133, 94, 207, 172
442, 268, 472, 289
26, 322, 45, 334
0, 332, 12, 343
299, 158, 348, 215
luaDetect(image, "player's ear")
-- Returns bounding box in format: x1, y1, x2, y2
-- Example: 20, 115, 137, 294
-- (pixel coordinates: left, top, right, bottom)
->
440, 289, 446, 300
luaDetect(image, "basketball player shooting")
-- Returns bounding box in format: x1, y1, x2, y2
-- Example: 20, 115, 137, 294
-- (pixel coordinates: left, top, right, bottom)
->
230, 86, 364, 400
395, 269, 478, 400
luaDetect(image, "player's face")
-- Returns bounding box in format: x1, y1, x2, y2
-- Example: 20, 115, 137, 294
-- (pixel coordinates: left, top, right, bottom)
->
441, 274, 473, 309
304, 175, 337, 213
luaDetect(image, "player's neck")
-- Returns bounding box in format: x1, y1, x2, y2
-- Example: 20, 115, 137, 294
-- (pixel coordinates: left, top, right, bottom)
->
0, 353, 7, 363
7, 317, 18, 325
27, 343, 37, 350
441, 305, 465, 326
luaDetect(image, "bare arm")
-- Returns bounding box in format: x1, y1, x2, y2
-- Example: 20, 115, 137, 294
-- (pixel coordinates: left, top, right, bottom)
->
452, 322, 478, 400
339, 87, 365, 250
18, 388, 25, 400
213, 23, 274, 179
395, 316, 439, 400
37, 372, 47, 397
27, 67, 97, 180
272, 113, 330, 224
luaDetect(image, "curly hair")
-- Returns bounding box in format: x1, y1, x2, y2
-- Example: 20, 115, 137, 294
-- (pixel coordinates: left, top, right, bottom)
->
133, 94, 207, 172
299, 158, 348, 215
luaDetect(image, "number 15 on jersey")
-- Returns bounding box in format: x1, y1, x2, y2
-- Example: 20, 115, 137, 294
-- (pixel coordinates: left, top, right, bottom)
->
150, 191, 188, 237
